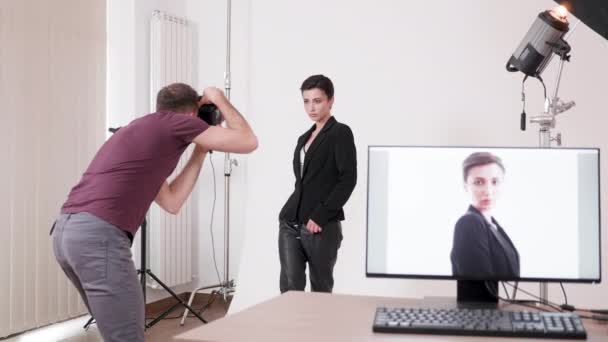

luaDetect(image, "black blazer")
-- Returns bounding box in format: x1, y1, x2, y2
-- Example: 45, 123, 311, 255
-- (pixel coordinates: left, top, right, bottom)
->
279, 116, 357, 227
450, 205, 520, 280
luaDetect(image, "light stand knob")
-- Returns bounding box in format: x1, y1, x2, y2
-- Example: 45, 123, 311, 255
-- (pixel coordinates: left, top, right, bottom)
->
552, 132, 562, 146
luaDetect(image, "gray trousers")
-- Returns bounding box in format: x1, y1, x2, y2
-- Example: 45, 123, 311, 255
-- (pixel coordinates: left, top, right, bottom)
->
52, 212, 144, 342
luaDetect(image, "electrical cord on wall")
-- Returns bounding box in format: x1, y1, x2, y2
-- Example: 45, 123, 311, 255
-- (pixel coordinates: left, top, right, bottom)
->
208, 154, 222, 284
144, 151, 223, 321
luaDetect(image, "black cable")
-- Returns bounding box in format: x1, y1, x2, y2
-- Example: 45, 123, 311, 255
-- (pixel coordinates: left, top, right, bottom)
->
99, 147, 219, 325
508, 283, 608, 321
535, 74, 547, 102
143, 152, 225, 323
571, 308, 608, 314
511, 281, 519, 299
502, 282, 563, 312
520, 76, 528, 131
559, 282, 568, 306
208, 154, 222, 284
488, 282, 608, 322
521, 75, 528, 111
489, 282, 562, 312
553, 285, 608, 314
501, 282, 510, 300
576, 313, 608, 321
560, 304, 608, 315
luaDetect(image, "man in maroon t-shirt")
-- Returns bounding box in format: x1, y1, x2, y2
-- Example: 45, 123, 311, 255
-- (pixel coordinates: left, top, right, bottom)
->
51, 83, 257, 342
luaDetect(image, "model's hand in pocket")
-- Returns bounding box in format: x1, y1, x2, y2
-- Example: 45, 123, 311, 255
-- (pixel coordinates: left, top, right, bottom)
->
306, 219, 322, 234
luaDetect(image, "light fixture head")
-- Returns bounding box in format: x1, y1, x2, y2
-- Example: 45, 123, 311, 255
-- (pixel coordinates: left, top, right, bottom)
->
506, 7, 570, 77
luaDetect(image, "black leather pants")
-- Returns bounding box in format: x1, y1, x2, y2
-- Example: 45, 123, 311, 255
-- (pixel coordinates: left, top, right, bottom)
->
278, 220, 342, 293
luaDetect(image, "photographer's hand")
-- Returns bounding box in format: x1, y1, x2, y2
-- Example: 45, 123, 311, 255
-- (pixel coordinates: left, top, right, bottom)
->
200, 87, 225, 105
193, 86, 258, 154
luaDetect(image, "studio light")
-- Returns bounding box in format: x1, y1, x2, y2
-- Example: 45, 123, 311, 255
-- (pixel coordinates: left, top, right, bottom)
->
506, 5, 576, 142
506, 6, 571, 77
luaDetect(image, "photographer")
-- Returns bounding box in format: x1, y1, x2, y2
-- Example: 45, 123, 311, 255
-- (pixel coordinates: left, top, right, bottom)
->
51, 83, 257, 342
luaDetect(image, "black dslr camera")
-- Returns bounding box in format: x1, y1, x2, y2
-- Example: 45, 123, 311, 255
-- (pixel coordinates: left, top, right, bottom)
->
197, 97, 222, 126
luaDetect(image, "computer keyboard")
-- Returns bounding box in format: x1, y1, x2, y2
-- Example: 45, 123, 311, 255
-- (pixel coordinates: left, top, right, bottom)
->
373, 306, 587, 339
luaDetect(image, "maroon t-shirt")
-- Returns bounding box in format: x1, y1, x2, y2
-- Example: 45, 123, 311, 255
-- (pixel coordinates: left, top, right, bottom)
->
62, 111, 209, 234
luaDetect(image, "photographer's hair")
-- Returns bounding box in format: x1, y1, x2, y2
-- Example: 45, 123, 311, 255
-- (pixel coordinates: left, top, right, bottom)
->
300, 74, 334, 99
462, 152, 505, 182
156, 83, 199, 113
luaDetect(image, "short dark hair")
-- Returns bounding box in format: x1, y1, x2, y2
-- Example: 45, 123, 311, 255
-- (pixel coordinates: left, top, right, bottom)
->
300, 74, 334, 99
462, 152, 505, 181
156, 83, 199, 113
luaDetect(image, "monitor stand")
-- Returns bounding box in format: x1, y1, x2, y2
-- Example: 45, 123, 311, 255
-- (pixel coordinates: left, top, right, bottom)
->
456, 280, 498, 308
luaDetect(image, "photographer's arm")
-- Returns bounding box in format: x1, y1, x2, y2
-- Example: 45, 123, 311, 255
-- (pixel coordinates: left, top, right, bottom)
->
154, 145, 207, 214
192, 87, 258, 153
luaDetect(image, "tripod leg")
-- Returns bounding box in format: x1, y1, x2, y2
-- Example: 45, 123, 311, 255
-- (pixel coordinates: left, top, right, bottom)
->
146, 301, 183, 328
146, 270, 207, 324
83, 316, 95, 331
180, 284, 222, 326
180, 290, 197, 326
138, 269, 146, 303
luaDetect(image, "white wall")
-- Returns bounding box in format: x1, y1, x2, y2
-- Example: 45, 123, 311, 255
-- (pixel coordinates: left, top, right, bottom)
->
107, 0, 608, 311
230, 0, 608, 313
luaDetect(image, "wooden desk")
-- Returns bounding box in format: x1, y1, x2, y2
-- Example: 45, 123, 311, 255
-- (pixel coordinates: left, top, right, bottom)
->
175, 291, 608, 342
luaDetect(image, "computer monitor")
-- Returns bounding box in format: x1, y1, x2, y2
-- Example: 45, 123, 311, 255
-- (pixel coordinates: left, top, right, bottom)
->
366, 146, 601, 302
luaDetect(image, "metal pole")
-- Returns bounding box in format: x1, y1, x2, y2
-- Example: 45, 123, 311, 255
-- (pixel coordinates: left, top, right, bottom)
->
537, 49, 568, 306
223, 0, 234, 292
539, 131, 550, 305
141, 219, 147, 303
179, 1, 236, 324
551, 58, 565, 104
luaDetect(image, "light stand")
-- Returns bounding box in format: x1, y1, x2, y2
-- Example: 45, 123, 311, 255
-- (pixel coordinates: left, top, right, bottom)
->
529, 41, 575, 149
528, 34, 575, 306
180, 0, 236, 326
221, 0, 237, 301
139, 219, 208, 328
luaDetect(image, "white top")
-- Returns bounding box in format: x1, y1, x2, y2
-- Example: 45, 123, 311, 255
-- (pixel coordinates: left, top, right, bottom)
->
300, 146, 306, 177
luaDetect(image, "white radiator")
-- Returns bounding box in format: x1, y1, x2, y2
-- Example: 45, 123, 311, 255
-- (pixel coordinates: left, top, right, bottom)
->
148, 10, 195, 288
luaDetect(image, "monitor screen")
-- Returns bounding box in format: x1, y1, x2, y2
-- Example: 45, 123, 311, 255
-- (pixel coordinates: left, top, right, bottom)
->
366, 146, 601, 283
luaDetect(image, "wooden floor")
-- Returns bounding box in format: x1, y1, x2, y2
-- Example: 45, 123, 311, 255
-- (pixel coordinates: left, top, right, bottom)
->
4, 293, 230, 342
145, 292, 231, 342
